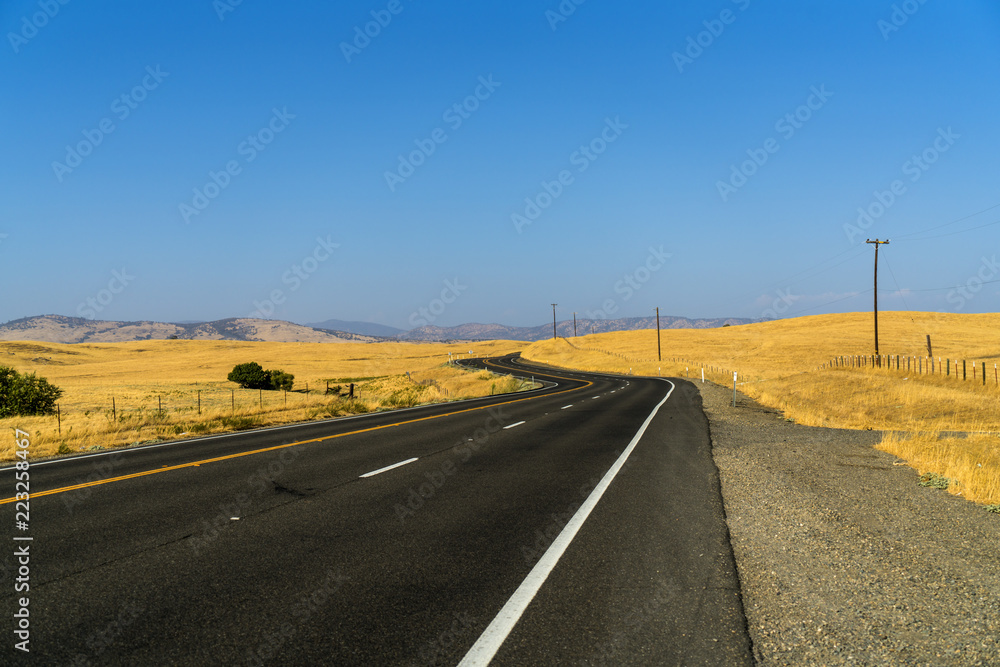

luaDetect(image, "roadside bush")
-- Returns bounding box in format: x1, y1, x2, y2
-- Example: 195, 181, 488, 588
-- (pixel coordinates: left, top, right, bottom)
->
227, 362, 295, 391
228, 362, 271, 389
0, 366, 63, 417
268, 369, 294, 391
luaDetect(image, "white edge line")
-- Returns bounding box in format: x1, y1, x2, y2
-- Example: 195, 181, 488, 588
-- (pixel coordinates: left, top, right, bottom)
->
359, 457, 418, 478
457, 379, 676, 667
502, 421, 526, 430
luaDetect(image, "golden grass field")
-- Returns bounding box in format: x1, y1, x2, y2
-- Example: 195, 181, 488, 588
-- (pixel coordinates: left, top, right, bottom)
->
522, 312, 1000, 507
2, 312, 997, 508
0, 339, 529, 461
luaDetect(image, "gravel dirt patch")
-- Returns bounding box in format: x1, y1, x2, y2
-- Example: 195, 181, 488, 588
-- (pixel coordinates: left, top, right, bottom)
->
696, 379, 1000, 666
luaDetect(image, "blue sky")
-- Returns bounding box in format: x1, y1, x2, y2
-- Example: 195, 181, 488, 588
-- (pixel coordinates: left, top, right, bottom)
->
2, 0, 998, 329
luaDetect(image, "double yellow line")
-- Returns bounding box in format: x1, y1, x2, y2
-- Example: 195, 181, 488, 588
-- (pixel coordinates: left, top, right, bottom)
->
1, 362, 591, 505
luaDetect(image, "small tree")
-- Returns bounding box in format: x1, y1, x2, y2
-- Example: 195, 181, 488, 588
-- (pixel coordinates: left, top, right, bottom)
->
227, 362, 271, 390
268, 370, 294, 391
0, 367, 63, 417
228, 363, 295, 391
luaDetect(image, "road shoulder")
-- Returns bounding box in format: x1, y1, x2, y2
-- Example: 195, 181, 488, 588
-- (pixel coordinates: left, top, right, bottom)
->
697, 380, 1000, 665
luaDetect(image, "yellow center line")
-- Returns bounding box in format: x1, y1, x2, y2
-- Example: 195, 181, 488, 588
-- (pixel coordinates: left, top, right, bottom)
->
1, 362, 590, 504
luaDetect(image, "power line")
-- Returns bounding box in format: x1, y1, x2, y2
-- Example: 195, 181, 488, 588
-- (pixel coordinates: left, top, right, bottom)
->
894, 216, 1000, 242
890, 278, 1000, 293
781, 289, 872, 318
880, 252, 914, 320
737, 244, 867, 301
892, 201, 1000, 241
742, 202, 1000, 304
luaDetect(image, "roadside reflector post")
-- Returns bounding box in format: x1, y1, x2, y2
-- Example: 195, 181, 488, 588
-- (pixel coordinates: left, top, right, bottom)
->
701, 368, 705, 383
732, 371, 737, 408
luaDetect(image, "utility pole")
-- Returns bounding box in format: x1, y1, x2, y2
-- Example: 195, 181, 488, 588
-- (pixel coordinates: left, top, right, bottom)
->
573, 312, 577, 337
866, 239, 889, 359
655, 306, 661, 362
551, 303, 558, 339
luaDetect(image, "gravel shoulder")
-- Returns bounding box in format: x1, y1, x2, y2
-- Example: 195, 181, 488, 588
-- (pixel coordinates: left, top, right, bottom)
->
696, 379, 1000, 666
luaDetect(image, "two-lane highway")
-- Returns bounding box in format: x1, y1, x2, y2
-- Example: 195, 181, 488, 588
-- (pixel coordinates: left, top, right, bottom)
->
2, 355, 751, 665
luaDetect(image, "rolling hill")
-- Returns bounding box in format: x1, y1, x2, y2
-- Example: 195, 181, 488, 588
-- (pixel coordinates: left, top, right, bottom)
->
0, 315, 377, 344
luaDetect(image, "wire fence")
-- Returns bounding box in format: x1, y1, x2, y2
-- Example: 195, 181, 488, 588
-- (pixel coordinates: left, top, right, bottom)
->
819, 354, 1000, 388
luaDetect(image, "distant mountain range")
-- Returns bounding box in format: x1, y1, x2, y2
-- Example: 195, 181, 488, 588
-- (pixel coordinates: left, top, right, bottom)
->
393, 316, 756, 342
0, 314, 757, 345
306, 318, 405, 338
0, 315, 380, 344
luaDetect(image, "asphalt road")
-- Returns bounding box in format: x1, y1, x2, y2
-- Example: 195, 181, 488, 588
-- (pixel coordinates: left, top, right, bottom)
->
1, 355, 751, 665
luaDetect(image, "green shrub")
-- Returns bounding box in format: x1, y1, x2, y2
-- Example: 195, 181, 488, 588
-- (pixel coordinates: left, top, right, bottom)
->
0, 367, 63, 417
228, 362, 295, 391
228, 362, 271, 389
268, 369, 294, 391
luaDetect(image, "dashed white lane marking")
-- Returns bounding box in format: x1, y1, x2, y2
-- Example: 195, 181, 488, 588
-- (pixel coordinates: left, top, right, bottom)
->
503, 421, 526, 430
560, 405, 573, 410
359, 457, 418, 478
457, 380, 677, 667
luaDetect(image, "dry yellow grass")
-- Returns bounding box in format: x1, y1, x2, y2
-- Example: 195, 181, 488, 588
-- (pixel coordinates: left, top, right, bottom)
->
876, 431, 1000, 506
523, 311, 1000, 505
0, 339, 529, 461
